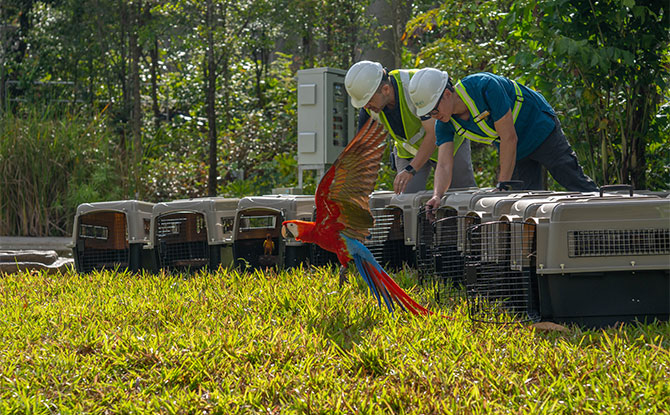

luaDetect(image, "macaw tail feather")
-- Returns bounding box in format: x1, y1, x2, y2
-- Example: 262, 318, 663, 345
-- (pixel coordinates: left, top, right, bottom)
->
352, 254, 433, 316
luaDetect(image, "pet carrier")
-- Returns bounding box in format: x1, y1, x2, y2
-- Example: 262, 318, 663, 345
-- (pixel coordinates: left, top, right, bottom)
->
234, 195, 314, 270
71, 200, 154, 273
527, 196, 669, 327
463, 192, 589, 322
148, 197, 239, 272
364, 191, 408, 269
462, 188, 666, 325
376, 191, 435, 269
464, 220, 539, 323
425, 189, 537, 305
415, 188, 478, 282
414, 189, 484, 303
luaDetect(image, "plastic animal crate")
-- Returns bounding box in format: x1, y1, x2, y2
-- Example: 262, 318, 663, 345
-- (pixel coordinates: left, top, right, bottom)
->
364, 191, 407, 269
71, 200, 154, 273
234, 195, 314, 270
527, 196, 669, 327
464, 220, 539, 323
148, 197, 239, 272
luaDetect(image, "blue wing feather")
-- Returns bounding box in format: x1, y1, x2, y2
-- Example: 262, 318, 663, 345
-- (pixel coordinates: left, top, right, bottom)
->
343, 234, 425, 315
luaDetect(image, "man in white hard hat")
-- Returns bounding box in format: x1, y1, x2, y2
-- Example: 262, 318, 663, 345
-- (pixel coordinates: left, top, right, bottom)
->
344, 61, 476, 194
408, 68, 598, 211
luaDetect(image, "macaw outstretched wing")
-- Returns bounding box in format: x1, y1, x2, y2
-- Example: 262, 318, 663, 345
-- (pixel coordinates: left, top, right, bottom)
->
314, 119, 387, 241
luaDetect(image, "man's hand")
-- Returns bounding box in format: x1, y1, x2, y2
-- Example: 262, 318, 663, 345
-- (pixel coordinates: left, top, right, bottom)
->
393, 170, 413, 194
425, 195, 441, 221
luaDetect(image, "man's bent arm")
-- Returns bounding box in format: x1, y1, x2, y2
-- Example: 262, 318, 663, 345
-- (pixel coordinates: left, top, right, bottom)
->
426, 142, 454, 211
494, 110, 518, 183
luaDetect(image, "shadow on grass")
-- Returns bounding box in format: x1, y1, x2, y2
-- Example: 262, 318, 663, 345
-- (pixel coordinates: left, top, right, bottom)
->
306, 308, 379, 352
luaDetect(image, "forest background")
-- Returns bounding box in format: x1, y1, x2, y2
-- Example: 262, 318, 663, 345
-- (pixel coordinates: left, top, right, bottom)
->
1, 0, 668, 237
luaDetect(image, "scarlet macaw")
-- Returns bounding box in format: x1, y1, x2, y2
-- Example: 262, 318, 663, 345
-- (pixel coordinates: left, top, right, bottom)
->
281, 119, 431, 316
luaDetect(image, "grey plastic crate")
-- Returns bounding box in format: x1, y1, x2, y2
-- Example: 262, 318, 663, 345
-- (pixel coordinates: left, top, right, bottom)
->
426, 190, 534, 305
71, 200, 154, 273
371, 191, 435, 269
463, 191, 666, 325
234, 195, 314, 270
415, 188, 479, 297
148, 197, 239, 272
464, 220, 539, 323
364, 191, 404, 269
525, 196, 670, 327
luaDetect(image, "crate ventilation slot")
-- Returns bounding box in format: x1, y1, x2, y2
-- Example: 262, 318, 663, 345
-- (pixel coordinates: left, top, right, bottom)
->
568, 229, 670, 257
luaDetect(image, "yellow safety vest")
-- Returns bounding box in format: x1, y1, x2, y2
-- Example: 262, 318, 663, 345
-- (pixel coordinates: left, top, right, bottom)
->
368, 70, 464, 161
450, 80, 524, 144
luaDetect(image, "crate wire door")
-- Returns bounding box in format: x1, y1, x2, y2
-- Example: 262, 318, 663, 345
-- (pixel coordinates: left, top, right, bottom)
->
77, 211, 130, 272
431, 215, 475, 306
416, 206, 436, 285
234, 209, 285, 270
465, 221, 539, 324
364, 207, 407, 270
156, 211, 209, 271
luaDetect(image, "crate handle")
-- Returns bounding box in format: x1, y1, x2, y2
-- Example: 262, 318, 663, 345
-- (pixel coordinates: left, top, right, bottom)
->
497, 180, 525, 191
599, 184, 633, 197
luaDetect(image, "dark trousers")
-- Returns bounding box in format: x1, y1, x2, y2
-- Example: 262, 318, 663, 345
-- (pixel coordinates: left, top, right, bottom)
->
512, 117, 598, 191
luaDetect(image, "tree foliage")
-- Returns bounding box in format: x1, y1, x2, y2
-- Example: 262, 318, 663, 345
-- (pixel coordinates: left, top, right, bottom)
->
0, 0, 668, 236
405, 0, 670, 189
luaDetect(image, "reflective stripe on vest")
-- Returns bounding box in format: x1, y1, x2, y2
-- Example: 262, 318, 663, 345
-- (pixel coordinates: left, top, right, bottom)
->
369, 70, 463, 161
450, 80, 524, 145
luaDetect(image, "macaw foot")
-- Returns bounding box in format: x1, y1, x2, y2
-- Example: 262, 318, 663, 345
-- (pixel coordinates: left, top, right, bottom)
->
338, 264, 349, 288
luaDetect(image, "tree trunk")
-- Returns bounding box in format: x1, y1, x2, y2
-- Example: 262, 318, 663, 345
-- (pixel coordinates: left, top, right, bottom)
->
206, 0, 218, 196
129, 0, 143, 198
119, 0, 129, 194
362, 0, 411, 68
630, 87, 655, 190
150, 37, 160, 130
600, 134, 608, 185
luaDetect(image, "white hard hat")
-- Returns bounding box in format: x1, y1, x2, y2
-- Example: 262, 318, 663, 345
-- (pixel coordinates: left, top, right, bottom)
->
409, 68, 449, 117
345, 61, 384, 108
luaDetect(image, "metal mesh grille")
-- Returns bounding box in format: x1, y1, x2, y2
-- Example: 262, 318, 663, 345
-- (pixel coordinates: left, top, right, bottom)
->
432, 215, 475, 305
416, 207, 435, 284
568, 229, 670, 257
465, 221, 539, 323
309, 243, 339, 267
79, 248, 130, 273
76, 211, 129, 272
364, 207, 407, 269
156, 212, 209, 271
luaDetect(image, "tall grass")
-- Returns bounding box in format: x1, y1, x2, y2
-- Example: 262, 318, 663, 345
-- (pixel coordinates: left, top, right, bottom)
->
0, 104, 124, 236
0, 266, 667, 413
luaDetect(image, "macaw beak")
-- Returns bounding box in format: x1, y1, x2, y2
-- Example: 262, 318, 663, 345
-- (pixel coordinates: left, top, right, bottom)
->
281, 224, 288, 238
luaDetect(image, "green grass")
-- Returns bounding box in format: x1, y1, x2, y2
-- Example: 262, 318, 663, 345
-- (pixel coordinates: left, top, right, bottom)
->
0, 267, 668, 414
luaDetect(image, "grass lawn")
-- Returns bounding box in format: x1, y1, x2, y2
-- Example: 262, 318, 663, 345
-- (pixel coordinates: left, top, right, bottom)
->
0, 266, 668, 414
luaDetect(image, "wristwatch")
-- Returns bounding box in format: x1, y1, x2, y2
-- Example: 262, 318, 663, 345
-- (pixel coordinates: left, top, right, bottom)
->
404, 165, 417, 176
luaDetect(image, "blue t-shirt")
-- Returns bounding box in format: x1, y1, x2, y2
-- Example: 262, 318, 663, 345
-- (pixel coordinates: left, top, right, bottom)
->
435, 73, 556, 160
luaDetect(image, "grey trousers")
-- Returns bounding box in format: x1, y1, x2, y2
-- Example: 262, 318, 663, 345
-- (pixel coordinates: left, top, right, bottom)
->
395, 138, 477, 193
512, 116, 598, 191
